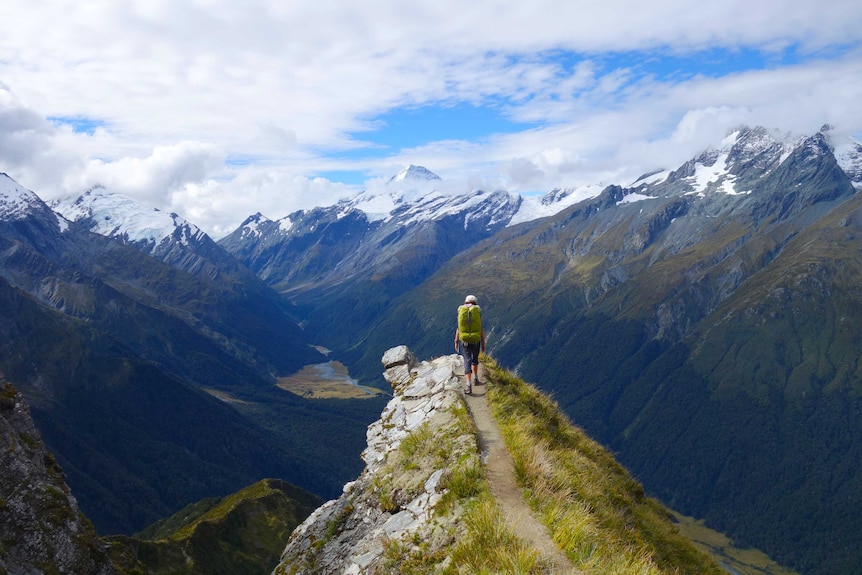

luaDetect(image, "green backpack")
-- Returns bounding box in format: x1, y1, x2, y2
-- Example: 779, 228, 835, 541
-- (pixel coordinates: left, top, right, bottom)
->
457, 304, 482, 343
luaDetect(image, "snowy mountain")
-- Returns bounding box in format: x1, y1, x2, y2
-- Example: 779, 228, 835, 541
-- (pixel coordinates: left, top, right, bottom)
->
388, 164, 441, 183
509, 184, 604, 226
0, 173, 51, 222
219, 166, 522, 292
235, 165, 523, 238
218, 167, 522, 350
50, 186, 206, 254
0, 173, 69, 256
343, 165, 501, 224
374, 164, 596, 228
294, 125, 858, 239
49, 185, 258, 280
624, 126, 798, 197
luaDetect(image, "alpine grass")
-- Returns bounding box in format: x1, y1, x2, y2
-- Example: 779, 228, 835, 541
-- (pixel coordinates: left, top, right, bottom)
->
483, 355, 724, 575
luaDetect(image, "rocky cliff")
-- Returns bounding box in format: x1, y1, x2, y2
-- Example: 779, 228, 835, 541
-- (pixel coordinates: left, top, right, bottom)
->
0, 379, 113, 575
274, 346, 476, 574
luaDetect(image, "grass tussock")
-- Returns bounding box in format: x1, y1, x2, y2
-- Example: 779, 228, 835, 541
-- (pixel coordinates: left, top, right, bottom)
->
446, 497, 546, 575
483, 355, 724, 575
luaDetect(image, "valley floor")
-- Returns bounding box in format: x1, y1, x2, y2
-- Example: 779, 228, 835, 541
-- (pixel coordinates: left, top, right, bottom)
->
276, 360, 387, 399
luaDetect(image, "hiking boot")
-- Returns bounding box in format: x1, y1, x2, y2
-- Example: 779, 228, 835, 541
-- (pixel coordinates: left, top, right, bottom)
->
464, 384, 472, 395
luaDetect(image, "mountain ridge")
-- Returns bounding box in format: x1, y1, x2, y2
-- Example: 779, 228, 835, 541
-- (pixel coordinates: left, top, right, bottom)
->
3, 123, 862, 573
327, 125, 862, 574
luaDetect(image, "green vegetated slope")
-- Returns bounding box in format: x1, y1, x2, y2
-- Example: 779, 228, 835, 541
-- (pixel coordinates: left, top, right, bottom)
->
520, 194, 862, 575
0, 272, 380, 536
107, 478, 323, 575
273, 351, 742, 575
481, 357, 724, 575
482, 357, 798, 575
0, 214, 382, 536
344, 139, 862, 573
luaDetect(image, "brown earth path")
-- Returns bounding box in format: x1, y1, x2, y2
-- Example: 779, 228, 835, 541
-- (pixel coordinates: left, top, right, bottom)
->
465, 365, 578, 574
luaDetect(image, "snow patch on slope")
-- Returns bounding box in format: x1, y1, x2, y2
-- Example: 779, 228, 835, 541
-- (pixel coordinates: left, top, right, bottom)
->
509, 184, 603, 226
688, 152, 743, 196
618, 193, 656, 205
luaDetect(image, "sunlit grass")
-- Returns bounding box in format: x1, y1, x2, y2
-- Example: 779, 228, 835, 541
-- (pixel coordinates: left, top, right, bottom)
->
483, 355, 724, 575
444, 496, 547, 575
378, 399, 550, 574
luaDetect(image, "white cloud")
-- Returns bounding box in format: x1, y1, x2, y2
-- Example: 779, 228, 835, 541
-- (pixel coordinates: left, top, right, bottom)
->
69, 141, 226, 208
171, 169, 358, 238
0, 0, 861, 236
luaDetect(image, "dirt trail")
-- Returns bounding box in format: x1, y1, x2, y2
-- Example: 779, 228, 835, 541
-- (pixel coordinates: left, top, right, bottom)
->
465, 366, 578, 574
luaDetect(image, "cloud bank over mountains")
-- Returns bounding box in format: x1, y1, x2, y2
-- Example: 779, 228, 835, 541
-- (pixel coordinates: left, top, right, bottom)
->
1, 0, 861, 237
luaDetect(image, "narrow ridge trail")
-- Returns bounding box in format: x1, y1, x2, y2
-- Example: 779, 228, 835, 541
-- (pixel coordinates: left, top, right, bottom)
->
465, 366, 578, 574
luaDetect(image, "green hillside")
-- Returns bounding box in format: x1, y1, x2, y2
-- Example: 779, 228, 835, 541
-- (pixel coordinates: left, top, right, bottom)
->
0, 224, 382, 535
270, 351, 790, 574
481, 357, 726, 575
108, 478, 322, 575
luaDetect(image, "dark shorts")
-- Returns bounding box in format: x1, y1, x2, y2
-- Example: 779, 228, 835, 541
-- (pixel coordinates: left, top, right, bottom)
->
460, 341, 481, 374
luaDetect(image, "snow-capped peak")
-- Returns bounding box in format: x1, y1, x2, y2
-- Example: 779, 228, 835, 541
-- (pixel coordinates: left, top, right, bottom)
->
50, 186, 203, 250
238, 212, 271, 235
331, 166, 445, 222
388, 165, 441, 183
631, 126, 809, 197
0, 173, 47, 222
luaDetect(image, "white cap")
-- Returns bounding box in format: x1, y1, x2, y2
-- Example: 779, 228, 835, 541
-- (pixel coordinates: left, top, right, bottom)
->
465, 294, 477, 304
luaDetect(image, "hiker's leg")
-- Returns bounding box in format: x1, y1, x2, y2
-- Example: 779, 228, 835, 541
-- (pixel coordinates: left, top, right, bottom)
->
461, 344, 473, 389
463, 343, 481, 393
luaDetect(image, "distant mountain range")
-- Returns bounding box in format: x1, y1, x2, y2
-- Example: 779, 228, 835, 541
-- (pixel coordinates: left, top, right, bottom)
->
2, 124, 862, 574
0, 174, 380, 535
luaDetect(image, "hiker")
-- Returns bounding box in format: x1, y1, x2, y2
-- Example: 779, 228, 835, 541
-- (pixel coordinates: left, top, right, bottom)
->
454, 294, 485, 395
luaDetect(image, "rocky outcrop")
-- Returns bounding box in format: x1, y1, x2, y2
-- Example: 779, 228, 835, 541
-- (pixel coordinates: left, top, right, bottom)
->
0, 379, 114, 575
273, 346, 476, 574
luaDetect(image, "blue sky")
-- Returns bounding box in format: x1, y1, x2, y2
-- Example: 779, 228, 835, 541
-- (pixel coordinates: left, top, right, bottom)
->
318, 42, 857, 187
48, 116, 107, 135
320, 101, 542, 184
1, 0, 862, 236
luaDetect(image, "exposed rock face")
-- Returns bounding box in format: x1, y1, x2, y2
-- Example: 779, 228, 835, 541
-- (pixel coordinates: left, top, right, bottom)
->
273, 346, 475, 574
0, 380, 114, 575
